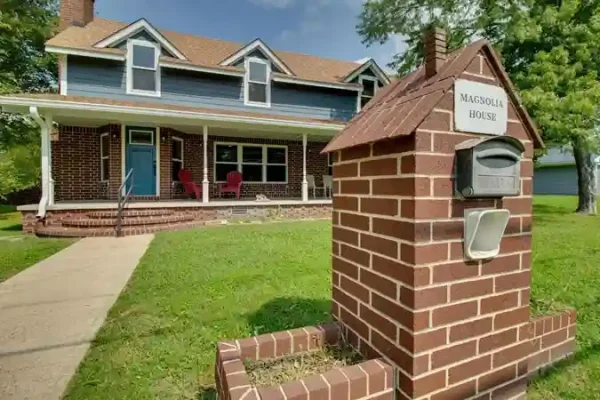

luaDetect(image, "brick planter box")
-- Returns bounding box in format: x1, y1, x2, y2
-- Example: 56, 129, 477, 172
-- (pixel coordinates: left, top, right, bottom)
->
528, 309, 577, 374
215, 322, 394, 400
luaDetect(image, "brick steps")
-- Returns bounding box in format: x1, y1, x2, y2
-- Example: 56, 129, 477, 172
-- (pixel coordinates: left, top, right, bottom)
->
86, 209, 174, 218
36, 220, 206, 238
61, 214, 194, 227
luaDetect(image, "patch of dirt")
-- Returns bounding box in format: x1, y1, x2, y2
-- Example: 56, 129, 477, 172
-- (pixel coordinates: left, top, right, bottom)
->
244, 343, 364, 387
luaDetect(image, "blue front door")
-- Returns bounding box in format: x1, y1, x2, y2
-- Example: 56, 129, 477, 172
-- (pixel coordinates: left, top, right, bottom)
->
126, 128, 156, 196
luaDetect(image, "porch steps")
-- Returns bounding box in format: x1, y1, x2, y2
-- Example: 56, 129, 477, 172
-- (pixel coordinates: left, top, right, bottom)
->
61, 214, 193, 227
36, 208, 202, 237
36, 220, 206, 238
86, 209, 174, 218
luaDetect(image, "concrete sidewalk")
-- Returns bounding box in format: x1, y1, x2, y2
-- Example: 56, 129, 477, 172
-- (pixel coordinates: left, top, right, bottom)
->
0, 234, 154, 400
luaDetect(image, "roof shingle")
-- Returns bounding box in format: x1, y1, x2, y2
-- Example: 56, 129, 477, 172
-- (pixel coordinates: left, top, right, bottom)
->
47, 18, 369, 84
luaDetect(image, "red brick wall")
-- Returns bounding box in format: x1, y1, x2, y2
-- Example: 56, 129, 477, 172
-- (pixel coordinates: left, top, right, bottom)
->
52, 125, 106, 201
528, 310, 576, 374
52, 125, 329, 201
330, 51, 536, 399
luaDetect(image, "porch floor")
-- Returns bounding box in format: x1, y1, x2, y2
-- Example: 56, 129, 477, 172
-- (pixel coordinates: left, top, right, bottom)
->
17, 198, 332, 211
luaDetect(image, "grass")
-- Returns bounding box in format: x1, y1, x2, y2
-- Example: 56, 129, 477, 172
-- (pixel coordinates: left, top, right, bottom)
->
62, 197, 600, 399
0, 205, 75, 282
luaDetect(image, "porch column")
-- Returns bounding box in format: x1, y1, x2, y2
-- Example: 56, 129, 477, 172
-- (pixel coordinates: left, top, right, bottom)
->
302, 133, 308, 202
202, 126, 209, 203
42, 115, 54, 205
46, 116, 55, 205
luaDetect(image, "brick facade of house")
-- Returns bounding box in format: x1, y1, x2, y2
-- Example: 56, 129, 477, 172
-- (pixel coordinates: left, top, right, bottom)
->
51, 125, 330, 202
330, 51, 538, 399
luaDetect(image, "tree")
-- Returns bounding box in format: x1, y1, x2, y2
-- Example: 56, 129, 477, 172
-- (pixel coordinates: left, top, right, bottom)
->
357, 0, 600, 214
0, 0, 58, 198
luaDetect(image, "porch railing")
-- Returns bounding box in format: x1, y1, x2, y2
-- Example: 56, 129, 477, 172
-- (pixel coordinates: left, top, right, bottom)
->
116, 169, 134, 237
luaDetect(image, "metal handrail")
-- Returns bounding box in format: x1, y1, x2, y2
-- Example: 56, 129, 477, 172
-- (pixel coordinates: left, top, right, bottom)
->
116, 169, 134, 237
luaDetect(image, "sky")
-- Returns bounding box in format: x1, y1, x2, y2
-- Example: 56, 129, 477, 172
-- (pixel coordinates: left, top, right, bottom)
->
95, 0, 406, 71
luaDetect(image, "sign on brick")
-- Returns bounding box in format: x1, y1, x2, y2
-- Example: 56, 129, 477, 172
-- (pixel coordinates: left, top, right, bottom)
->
454, 79, 508, 135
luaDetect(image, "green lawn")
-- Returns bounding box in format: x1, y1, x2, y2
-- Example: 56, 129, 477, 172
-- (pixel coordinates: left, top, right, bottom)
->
63, 197, 600, 399
0, 205, 75, 282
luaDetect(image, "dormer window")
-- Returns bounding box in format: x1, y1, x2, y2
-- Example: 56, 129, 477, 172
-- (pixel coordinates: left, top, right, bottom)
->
358, 75, 378, 110
126, 39, 161, 97
244, 57, 271, 107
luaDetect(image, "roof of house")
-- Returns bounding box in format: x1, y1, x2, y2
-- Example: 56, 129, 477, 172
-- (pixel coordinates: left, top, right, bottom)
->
323, 40, 544, 152
47, 18, 376, 85
2, 93, 344, 127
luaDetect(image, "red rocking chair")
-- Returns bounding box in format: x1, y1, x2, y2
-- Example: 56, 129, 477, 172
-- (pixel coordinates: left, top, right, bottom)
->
178, 169, 202, 200
219, 171, 243, 199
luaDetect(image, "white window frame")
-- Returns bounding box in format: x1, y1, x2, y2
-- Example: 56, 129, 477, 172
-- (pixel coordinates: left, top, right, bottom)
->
244, 57, 271, 108
214, 142, 287, 184
172, 136, 184, 182
126, 39, 161, 97
129, 128, 155, 145
100, 132, 110, 182
357, 75, 379, 112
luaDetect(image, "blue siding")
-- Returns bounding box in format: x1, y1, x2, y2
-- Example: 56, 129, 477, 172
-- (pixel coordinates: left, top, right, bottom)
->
66, 56, 356, 121
534, 166, 600, 195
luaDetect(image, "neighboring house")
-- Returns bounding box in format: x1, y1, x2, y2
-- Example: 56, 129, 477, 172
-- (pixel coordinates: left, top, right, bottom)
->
0, 0, 390, 236
534, 147, 600, 195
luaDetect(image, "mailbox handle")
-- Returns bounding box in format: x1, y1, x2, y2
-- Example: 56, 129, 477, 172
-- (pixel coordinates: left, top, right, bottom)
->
476, 149, 520, 162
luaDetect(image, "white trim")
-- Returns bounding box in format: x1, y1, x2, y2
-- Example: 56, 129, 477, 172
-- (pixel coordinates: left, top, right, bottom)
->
344, 59, 390, 84
30, 107, 53, 217
0, 96, 345, 131
121, 125, 126, 195
161, 61, 244, 77
129, 128, 155, 145
220, 39, 293, 76
202, 126, 209, 203
126, 39, 161, 97
59, 56, 68, 96
214, 142, 288, 184
244, 57, 271, 108
45, 45, 126, 61
94, 19, 187, 60
155, 127, 160, 197
302, 134, 308, 202
273, 75, 362, 92
100, 132, 110, 182
172, 136, 184, 182
357, 75, 379, 112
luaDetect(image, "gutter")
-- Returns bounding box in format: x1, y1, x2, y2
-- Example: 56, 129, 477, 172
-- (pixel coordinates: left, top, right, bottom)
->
29, 106, 50, 219
0, 97, 345, 131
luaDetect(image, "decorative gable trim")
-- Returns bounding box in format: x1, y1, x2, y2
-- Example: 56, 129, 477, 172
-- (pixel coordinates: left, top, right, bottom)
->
93, 18, 187, 61
344, 59, 390, 85
220, 39, 293, 76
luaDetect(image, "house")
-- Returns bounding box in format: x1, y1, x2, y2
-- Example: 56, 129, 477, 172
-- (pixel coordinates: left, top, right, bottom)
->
0, 0, 390, 237
534, 147, 600, 195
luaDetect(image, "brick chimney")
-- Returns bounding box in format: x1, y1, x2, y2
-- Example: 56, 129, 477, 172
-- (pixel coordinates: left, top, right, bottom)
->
59, 0, 95, 30
424, 27, 447, 78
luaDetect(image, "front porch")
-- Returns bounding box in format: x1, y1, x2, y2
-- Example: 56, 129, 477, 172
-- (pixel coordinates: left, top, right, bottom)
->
1, 96, 342, 237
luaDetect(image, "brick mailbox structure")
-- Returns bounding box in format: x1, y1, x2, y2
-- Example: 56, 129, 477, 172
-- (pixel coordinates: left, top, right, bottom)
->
214, 30, 576, 400
322, 29, 575, 399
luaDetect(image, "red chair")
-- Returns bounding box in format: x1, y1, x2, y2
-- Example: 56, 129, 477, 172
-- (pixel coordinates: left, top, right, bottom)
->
219, 171, 243, 199
178, 169, 202, 200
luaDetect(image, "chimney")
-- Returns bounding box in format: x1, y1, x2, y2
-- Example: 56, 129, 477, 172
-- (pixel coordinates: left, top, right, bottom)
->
424, 27, 447, 78
59, 0, 95, 31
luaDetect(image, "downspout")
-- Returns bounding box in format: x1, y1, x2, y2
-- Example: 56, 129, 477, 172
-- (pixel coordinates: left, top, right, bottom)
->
29, 106, 50, 219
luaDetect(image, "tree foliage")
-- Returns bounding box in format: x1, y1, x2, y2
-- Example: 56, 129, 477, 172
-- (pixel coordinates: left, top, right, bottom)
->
0, 0, 58, 198
357, 0, 600, 213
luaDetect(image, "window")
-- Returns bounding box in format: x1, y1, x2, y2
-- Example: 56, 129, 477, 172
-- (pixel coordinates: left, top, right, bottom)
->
215, 143, 287, 183
127, 39, 160, 96
244, 57, 271, 107
358, 75, 379, 110
129, 129, 154, 145
100, 133, 110, 182
172, 137, 184, 182
327, 152, 335, 176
